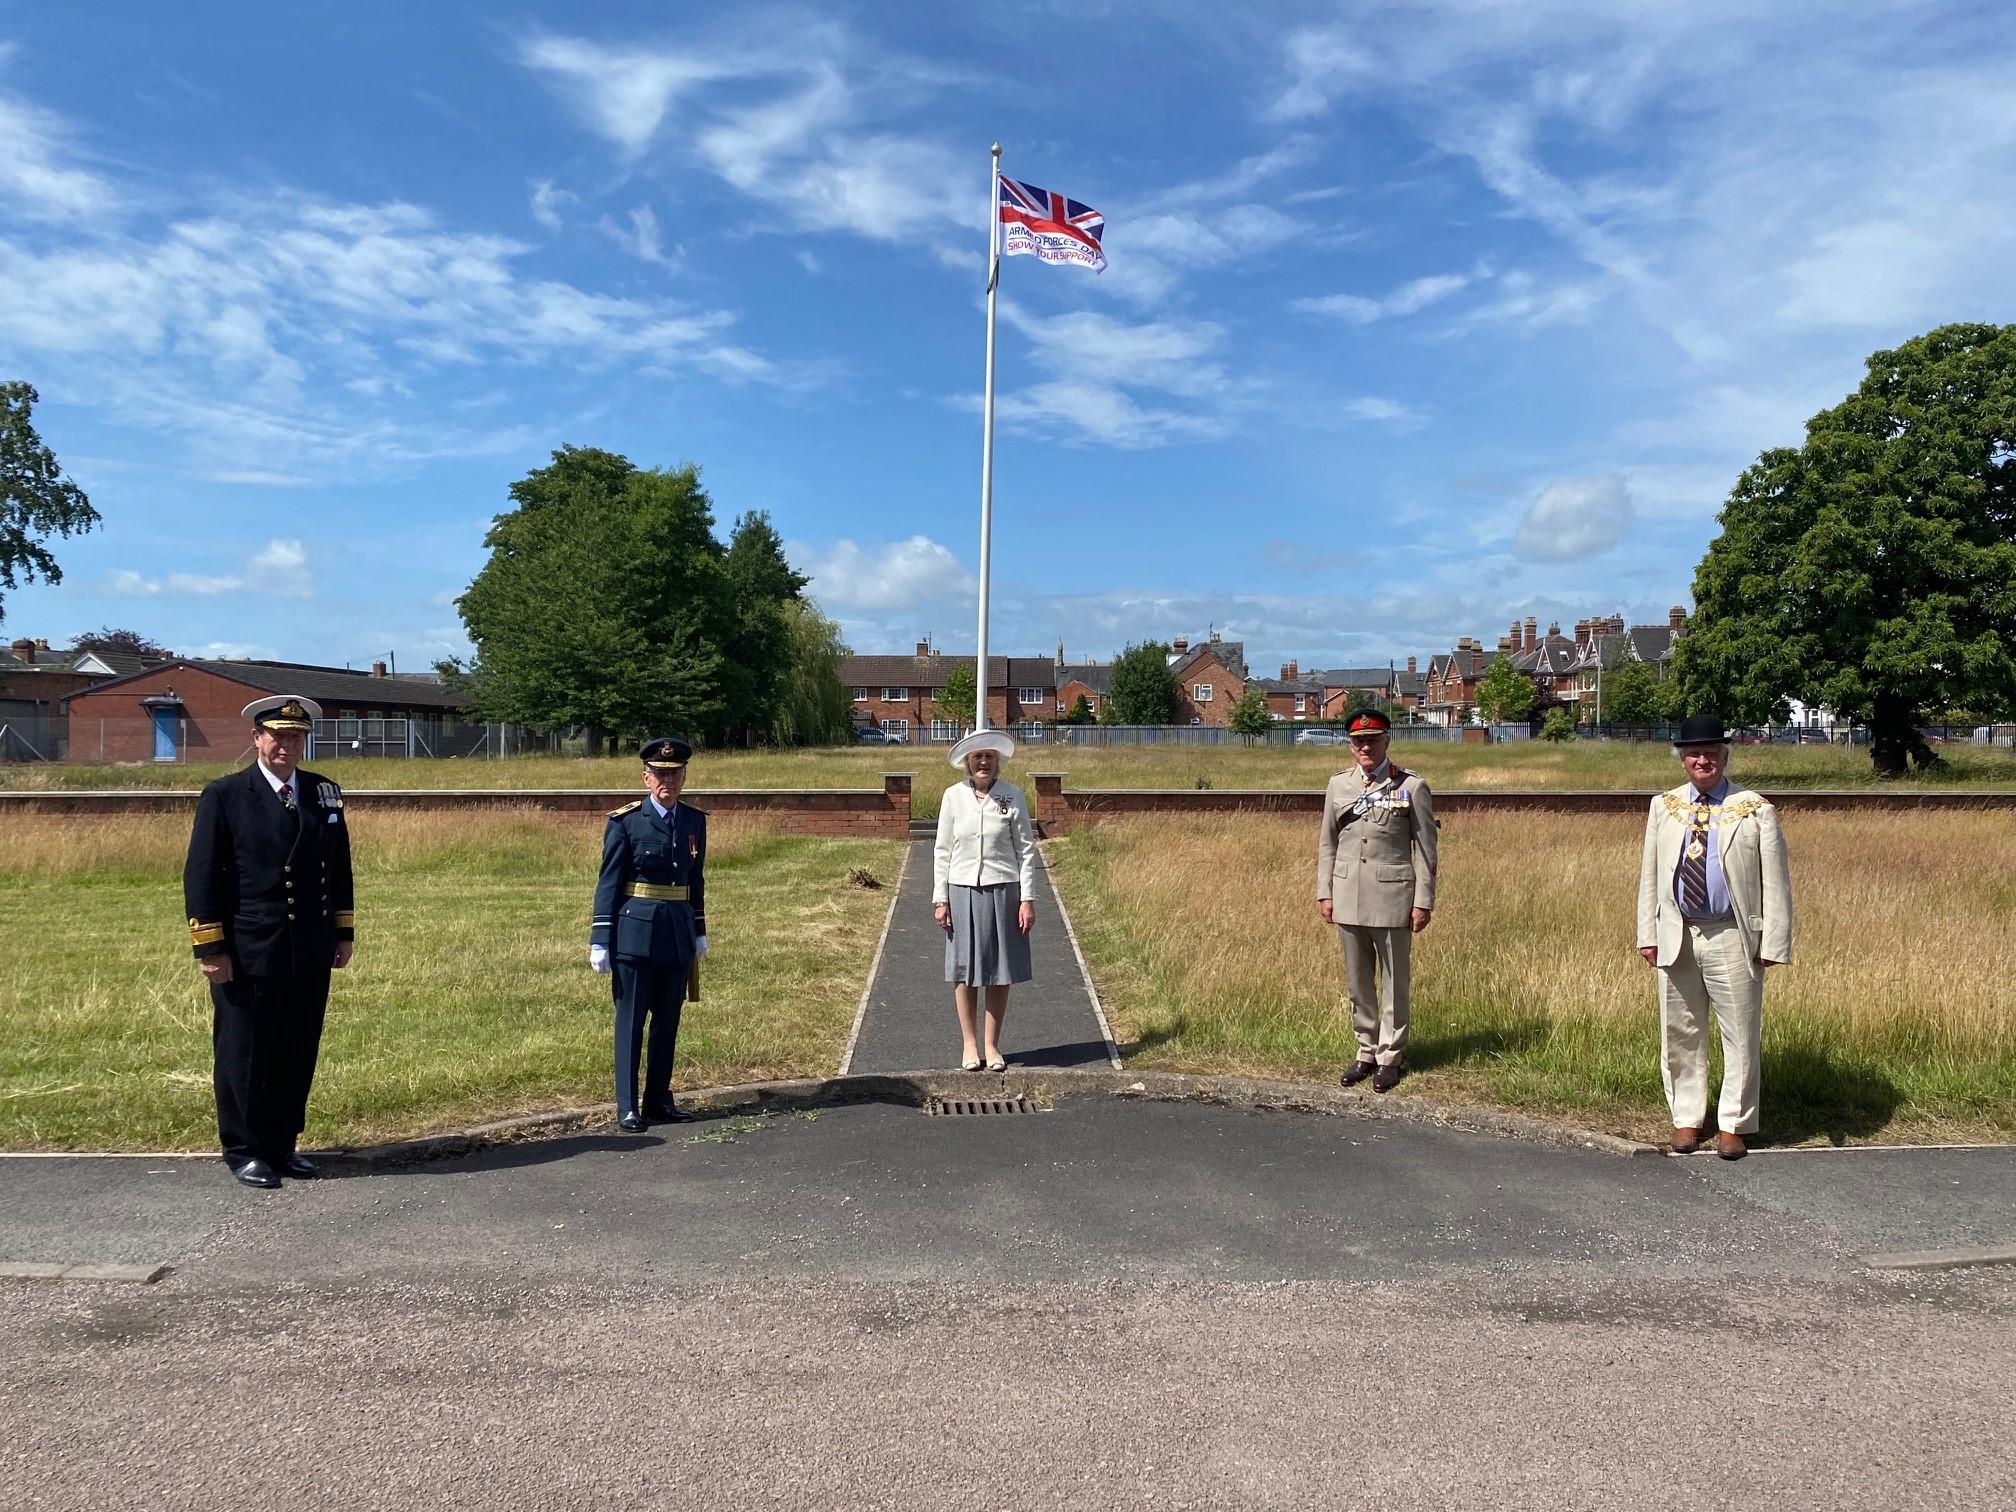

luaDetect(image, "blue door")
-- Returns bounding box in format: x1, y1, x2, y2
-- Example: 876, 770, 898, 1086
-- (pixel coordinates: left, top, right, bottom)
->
151, 707, 178, 761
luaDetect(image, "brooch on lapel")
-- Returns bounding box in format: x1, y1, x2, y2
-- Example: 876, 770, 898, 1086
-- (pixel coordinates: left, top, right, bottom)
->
687, 834, 699, 857
995, 797, 1011, 815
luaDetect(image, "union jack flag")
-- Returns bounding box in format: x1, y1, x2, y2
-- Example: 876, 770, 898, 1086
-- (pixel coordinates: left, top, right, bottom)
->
998, 174, 1106, 273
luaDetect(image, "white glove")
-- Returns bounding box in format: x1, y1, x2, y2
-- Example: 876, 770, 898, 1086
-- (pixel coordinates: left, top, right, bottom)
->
695, 935, 708, 959
589, 944, 611, 974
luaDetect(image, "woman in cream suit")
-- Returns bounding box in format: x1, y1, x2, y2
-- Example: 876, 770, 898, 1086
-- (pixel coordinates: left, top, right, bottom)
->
1637, 715, 1795, 1159
933, 729, 1038, 1071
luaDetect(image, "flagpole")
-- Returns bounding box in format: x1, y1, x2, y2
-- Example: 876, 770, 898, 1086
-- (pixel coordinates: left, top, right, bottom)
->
975, 143, 1001, 735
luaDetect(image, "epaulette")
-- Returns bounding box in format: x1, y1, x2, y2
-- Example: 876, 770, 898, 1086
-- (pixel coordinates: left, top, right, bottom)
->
607, 800, 643, 819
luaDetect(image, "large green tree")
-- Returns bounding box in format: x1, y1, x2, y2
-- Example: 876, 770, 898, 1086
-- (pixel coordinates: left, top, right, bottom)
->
1106, 640, 1180, 725
766, 599, 854, 746
1473, 655, 1535, 724
717, 510, 811, 747
1597, 657, 1665, 728
452, 448, 728, 749
1, 382, 99, 628
933, 661, 977, 730
1677, 323, 2016, 775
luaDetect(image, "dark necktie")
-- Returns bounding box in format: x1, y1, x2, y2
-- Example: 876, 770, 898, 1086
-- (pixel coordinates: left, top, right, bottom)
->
1676, 800, 1710, 914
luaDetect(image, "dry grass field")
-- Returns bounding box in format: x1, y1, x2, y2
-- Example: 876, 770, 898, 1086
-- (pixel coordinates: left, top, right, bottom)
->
6, 738, 2015, 818
1049, 809, 2016, 1145
0, 811, 902, 1151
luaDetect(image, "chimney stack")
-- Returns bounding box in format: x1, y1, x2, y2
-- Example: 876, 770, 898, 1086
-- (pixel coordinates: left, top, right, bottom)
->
915, 637, 931, 658
1285, 660, 1298, 681
1406, 655, 1416, 674
1669, 605, 1686, 631
9, 638, 34, 662
1524, 615, 1538, 650
1497, 634, 1513, 652
1173, 636, 1189, 655
1547, 621, 1560, 639
1510, 620, 1522, 651
371, 660, 387, 678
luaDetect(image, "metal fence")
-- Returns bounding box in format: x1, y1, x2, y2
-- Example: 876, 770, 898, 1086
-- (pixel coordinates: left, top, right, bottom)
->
894, 722, 1520, 749
0, 716, 555, 764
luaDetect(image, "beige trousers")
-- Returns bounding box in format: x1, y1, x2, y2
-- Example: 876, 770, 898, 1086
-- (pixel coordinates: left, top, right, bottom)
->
1338, 924, 1411, 1067
1658, 918, 1763, 1134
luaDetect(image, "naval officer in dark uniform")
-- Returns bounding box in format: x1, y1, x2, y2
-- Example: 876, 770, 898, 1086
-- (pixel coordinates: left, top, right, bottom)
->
183, 695, 355, 1188
590, 737, 707, 1130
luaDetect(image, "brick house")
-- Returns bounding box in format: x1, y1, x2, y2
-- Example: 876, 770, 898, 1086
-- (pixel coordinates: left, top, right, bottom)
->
1310, 666, 1399, 721
1054, 651, 1111, 723
838, 641, 1057, 742
1169, 634, 1246, 726
2, 637, 179, 759
1569, 607, 1688, 717
62, 658, 473, 764
1248, 660, 1324, 721
1422, 638, 1497, 723
1505, 616, 1581, 705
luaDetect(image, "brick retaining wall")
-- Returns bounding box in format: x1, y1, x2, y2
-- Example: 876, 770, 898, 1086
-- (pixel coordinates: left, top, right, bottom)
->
1025, 773, 2016, 832
0, 773, 915, 837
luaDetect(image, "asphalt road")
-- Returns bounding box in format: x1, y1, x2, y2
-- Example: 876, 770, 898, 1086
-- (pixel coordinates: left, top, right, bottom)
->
4, 1097, 2013, 1510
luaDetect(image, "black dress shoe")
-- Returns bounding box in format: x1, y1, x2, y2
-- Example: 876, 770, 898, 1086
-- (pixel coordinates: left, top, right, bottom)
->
232, 1158, 280, 1189
646, 1100, 695, 1124
1372, 1064, 1405, 1094
276, 1154, 320, 1179
618, 1112, 648, 1133
1340, 1061, 1378, 1088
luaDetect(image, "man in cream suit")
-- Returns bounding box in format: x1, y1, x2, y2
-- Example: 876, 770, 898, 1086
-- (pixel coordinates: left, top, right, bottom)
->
1637, 715, 1794, 1159
1316, 709, 1438, 1093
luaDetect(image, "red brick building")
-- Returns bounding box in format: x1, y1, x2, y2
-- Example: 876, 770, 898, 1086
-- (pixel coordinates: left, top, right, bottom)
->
62, 659, 473, 764
1170, 634, 1247, 726
838, 641, 1058, 743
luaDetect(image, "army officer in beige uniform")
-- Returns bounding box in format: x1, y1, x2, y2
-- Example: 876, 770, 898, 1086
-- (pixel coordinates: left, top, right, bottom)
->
1316, 708, 1438, 1093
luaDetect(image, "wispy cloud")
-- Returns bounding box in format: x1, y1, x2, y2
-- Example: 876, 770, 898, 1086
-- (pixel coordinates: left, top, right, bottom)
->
527, 178, 574, 231
600, 204, 681, 269
1293, 270, 1478, 324
107, 538, 315, 598
1514, 475, 1633, 562
1340, 396, 1427, 430
790, 534, 974, 614
0, 79, 117, 223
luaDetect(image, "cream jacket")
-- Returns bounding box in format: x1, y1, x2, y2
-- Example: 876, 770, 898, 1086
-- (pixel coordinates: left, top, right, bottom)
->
1637, 782, 1795, 967
932, 779, 1038, 903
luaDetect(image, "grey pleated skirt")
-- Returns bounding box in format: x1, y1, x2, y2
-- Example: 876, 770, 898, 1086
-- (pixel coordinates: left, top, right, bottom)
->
944, 882, 1033, 986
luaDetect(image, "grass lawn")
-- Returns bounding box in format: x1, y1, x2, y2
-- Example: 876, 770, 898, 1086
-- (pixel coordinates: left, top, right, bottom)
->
7, 739, 2015, 819
0, 811, 902, 1151
1048, 810, 2016, 1146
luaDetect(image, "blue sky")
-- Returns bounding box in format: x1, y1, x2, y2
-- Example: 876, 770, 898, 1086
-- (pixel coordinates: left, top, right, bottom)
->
3, 2, 2012, 674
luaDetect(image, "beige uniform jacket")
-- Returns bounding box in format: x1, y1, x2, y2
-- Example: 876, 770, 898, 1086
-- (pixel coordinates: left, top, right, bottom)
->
1316, 764, 1438, 928
1636, 783, 1794, 968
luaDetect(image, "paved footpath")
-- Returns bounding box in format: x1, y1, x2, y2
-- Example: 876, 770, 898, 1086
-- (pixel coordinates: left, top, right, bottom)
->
843, 837, 1115, 1074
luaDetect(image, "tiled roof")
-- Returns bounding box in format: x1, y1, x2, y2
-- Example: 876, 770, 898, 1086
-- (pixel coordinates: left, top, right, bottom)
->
1248, 676, 1323, 694
1058, 663, 1112, 694
1626, 626, 1678, 662
838, 654, 1058, 688
65, 659, 470, 711
1510, 636, 1579, 676
1172, 640, 1247, 679
1394, 671, 1428, 697
1310, 667, 1394, 690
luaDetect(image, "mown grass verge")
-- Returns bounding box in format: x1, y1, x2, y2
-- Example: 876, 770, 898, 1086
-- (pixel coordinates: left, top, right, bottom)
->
1047, 810, 2016, 1146
0, 811, 902, 1151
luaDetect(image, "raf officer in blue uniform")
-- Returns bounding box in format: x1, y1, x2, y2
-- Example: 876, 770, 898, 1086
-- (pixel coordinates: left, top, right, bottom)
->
590, 737, 707, 1130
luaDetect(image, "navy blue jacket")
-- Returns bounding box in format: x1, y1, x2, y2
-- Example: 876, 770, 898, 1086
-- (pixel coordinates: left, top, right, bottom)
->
591, 799, 707, 964
183, 764, 355, 975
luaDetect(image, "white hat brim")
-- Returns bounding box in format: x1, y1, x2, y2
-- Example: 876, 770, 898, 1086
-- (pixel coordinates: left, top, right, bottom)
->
948, 729, 1016, 769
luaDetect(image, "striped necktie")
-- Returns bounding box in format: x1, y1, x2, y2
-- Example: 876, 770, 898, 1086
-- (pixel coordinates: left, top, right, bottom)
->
1676, 800, 1710, 913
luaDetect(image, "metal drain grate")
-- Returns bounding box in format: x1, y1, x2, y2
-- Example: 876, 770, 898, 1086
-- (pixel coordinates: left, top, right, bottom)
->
922, 1095, 1040, 1117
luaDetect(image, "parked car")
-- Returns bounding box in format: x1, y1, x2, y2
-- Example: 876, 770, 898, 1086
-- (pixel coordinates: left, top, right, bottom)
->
852, 726, 893, 744
1294, 727, 1346, 746
1974, 725, 2016, 748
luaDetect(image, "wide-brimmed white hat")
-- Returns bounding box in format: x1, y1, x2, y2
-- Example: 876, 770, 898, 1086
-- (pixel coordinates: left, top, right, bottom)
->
948, 728, 1016, 769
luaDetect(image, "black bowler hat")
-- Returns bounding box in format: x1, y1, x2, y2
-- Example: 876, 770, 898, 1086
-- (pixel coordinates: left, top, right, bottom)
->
1673, 714, 1728, 747
1345, 707, 1392, 737
640, 737, 692, 770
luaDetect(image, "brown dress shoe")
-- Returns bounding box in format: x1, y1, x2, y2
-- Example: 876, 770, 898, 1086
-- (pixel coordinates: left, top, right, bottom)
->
1671, 1127, 1703, 1154
1716, 1131, 1748, 1160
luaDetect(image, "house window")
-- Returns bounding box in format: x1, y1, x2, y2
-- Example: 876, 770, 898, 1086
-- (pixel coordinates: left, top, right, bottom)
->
1294, 694, 1306, 713
881, 686, 909, 702
929, 719, 959, 742
880, 719, 909, 740
851, 687, 869, 702
1193, 683, 1213, 702
1018, 720, 1044, 739
1018, 687, 1043, 705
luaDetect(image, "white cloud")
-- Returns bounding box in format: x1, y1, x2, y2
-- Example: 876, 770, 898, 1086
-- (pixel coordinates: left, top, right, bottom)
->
0, 82, 116, 223
792, 535, 974, 614
1514, 475, 1634, 561
515, 35, 725, 156
527, 178, 574, 231
1341, 396, 1426, 430
601, 205, 681, 269
190, 641, 264, 660
1293, 269, 1476, 324
104, 538, 313, 599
